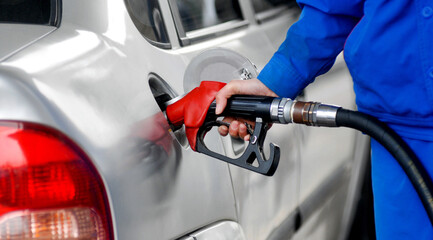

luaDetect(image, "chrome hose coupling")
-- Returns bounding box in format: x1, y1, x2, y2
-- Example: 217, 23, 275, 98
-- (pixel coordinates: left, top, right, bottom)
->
270, 98, 294, 124
270, 98, 341, 127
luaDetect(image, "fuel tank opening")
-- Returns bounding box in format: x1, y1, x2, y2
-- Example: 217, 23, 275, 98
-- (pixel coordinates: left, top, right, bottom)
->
149, 73, 188, 148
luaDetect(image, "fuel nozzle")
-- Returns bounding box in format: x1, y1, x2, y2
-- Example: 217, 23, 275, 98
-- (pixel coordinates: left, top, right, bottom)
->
165, 81, 280, 176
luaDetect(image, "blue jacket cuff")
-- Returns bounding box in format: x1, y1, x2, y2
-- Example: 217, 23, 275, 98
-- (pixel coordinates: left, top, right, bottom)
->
258, 53, 309, 99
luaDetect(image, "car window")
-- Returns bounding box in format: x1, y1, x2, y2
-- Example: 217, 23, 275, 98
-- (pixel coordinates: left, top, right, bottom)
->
124, 0, 171, 49
169, 0, 246, 46
0, 0, 60, 26
252, 0, 290, 13
175, 0, 242, 32
252, 0, 297, 23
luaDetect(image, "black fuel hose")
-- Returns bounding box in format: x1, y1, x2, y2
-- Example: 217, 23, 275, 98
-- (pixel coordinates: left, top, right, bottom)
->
336, 108, 433, 225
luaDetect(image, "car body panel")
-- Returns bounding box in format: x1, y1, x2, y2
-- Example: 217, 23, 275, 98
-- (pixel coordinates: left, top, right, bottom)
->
0, 24, 56, 62
183, 221, 246, 240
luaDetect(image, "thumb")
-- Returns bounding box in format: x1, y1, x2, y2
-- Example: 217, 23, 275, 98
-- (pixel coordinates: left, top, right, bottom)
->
215, 85, 235, 115
215, 94, 227, 115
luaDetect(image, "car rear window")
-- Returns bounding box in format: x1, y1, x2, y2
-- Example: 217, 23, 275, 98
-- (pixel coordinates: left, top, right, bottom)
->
252, 0, 293, 13
0, 0, 60, 26
175, 0, 243, 32
124, 0, 171, 49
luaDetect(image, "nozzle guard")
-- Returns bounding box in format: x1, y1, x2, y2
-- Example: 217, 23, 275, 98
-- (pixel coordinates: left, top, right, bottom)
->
196, 118, 280, 176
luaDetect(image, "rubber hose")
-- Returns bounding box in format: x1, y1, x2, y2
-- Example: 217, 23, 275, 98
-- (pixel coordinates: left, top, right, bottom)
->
336, 108, 433, 226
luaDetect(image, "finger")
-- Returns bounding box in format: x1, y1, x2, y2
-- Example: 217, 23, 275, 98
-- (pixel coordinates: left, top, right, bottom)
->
215, 86, 232, 115
215, 96, 227, 115
217, 117, 236, 136
215, 81, 242, 115
238, 123, 249, 140
218, 125, 229, 136
244, 135, 250, 141
229, 120, 240, 138
222, 116, 254, 127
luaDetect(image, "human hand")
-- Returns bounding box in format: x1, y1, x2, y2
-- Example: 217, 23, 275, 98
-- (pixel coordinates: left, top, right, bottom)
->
215, 78, 278, 140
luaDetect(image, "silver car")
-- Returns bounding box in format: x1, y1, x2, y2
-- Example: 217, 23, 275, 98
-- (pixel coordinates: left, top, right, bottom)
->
0, 0, 370, 239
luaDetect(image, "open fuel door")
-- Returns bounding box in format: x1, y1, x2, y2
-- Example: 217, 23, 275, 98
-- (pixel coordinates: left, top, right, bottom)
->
183, 48, 258, 158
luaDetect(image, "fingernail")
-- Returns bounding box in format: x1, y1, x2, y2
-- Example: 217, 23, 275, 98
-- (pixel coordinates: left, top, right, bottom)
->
216, 105, 222, 115
218, 126, 228, 136
230, 121, 238, 130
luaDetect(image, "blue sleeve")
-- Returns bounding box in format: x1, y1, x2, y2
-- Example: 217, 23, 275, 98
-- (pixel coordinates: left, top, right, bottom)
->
258, 0, 364, 98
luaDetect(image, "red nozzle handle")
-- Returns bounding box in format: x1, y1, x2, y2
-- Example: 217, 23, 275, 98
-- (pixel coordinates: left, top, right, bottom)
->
166, 81, 226, 150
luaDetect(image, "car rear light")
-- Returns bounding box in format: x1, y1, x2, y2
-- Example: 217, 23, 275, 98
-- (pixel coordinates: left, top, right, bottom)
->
0, 121, 113, 240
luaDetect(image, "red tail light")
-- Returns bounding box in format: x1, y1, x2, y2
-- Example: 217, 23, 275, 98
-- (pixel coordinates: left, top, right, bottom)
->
0, 121, 113, 239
